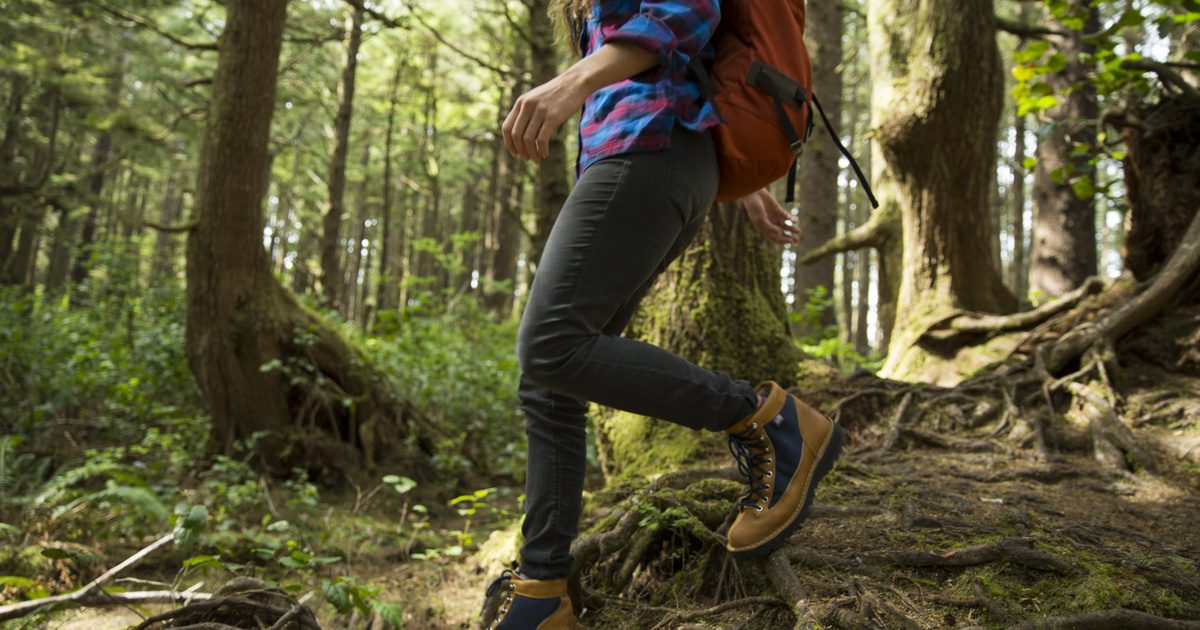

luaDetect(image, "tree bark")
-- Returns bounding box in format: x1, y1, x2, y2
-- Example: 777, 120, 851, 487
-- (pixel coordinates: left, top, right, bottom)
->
1011, 106, 1028, 303
1031, 0, 1099, 298
184, 0, 426, 475
1114, 96, 1200, 282
869, 0, 1017, 383
319, 4, 364, 312
594, 203, 802, 477
70, 54, 127, 292
376, 57, 406, 316
485, 72, 525, 316
793, 0, 842, 335
526, 0, 569, 272
0, 75, 28, 270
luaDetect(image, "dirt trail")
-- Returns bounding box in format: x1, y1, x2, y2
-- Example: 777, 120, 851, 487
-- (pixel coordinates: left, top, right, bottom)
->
397, 441, 1199, 629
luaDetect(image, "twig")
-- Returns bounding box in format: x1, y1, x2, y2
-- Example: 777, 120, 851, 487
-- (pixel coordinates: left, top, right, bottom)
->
0, 533, 176, 622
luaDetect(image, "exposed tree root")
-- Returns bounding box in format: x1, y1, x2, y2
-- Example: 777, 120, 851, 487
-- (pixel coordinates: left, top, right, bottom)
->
869, 538, 1074, 574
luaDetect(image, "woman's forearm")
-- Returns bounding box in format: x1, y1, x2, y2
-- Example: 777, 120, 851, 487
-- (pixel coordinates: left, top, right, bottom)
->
559, 42, 660, 97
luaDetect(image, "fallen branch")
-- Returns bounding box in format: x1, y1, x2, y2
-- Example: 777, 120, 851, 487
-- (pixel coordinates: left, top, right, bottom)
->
0, 533, 175, 622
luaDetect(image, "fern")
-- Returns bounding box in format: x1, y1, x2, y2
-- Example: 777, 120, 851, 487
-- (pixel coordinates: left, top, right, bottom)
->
31, 460, 138, 510
49, 480, 169, 524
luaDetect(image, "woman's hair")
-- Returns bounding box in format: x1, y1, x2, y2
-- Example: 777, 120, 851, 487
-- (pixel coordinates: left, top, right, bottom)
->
550, 0, 591, 54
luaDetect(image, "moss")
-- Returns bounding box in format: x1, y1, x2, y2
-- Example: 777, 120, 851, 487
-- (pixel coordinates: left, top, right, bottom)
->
593, 408, 709, 480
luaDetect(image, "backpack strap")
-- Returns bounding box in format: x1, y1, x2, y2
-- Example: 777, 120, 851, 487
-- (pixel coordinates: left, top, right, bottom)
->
811, 94, 879, 209
687, 58, 727, 124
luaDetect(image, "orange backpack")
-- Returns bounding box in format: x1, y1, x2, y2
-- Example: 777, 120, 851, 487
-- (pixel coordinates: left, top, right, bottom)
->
692, 0, 877, 206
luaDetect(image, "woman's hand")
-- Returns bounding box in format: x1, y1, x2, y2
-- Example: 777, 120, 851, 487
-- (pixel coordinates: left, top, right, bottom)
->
502, 43, 657, 164
741, 189, 798, 245
502, 74, 589, 164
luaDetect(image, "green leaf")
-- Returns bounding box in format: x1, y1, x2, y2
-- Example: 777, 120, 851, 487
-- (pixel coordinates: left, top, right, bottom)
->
373, 601, 405, 628
1012, 66, 1035, 82
323, 579, 353, 613
40, 548, 69, 560
1023, 157, 1038, 171
182, 555, 223, 569
0, 576, 37, 588
1073, 175, 1096, 201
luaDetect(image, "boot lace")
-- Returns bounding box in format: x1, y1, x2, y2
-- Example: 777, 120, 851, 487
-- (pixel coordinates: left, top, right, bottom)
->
728, 422, 774, 511
485, 569, 518, 629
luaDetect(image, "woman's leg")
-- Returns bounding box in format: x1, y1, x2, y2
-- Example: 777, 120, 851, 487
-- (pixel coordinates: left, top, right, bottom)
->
516, 127, 759, 578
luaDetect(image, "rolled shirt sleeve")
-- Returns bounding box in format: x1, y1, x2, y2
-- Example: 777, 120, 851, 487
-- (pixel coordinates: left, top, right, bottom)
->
604, 0, 720, 80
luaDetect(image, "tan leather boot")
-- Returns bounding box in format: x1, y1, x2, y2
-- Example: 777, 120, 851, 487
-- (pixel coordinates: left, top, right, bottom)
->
485, 570, 580, 630
724, 381, 845, 559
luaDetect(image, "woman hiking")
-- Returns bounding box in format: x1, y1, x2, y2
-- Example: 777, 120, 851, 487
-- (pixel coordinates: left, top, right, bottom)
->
483, 0, 846, 627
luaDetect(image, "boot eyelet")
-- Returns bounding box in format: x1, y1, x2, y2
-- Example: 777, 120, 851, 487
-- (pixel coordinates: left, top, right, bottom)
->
758, 435, 766, 442
766, 471, 774, 478
750, 422, 758, 430
755, 505, 764, 512
766, 458, 773, 464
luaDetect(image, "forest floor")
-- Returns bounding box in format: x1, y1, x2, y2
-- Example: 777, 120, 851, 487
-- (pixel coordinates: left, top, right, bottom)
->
379, 430, 1200, 628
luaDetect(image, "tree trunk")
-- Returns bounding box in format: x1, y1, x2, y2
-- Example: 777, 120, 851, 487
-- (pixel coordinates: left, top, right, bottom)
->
153, 142, 187, 282
526, 0, 569, 272
1116, 95, 1200, 283
1011, 106, 1028, 304
485, 73, 525, 316
376, 57, 405, 316
1031, 0, 1099, 298
793, 0, 841, 334
854, 200, 871, 354
594, 203, 802, 478
71, 54, 127, 292
0, 75, 28, 270
342, 142, 371, 319
319, 4, 363, 311
869, 0, 1017, 384
184, 0, 426, 476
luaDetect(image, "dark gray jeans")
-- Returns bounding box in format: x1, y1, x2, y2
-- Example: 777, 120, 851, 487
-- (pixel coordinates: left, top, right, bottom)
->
515, 124, 759, 579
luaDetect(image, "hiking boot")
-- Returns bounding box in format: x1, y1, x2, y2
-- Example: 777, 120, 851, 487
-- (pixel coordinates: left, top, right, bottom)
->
724, 380, 845, 559
482, 569, 580, 630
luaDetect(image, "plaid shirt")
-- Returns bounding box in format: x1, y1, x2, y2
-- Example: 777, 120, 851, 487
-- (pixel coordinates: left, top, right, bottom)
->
575, 0, 722, 177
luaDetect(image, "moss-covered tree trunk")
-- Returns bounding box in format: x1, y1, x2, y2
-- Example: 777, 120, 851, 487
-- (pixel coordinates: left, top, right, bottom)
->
594, 203, 803, 478
185, 0, 425, 477
869, 0, 1017, 384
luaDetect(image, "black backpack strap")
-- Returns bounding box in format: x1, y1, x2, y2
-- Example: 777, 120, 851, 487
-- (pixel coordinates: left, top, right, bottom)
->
811, 94, 879, 209
688, 58, 726, 124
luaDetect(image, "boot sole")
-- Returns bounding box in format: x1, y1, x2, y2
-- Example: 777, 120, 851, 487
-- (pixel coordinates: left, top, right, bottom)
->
730, 421, 846, 560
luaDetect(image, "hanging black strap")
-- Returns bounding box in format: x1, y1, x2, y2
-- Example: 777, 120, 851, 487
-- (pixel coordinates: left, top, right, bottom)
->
687, 58, 726, 124
785, 157, 798, 204
811, 94, 879, 209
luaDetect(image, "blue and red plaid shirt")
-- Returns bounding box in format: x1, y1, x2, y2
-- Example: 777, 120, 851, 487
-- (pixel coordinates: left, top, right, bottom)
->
575, 0, 722, 177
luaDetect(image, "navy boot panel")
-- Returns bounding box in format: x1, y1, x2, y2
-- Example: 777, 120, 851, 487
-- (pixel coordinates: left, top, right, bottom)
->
765, 394, 804, 509
496, 595, 561, 629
